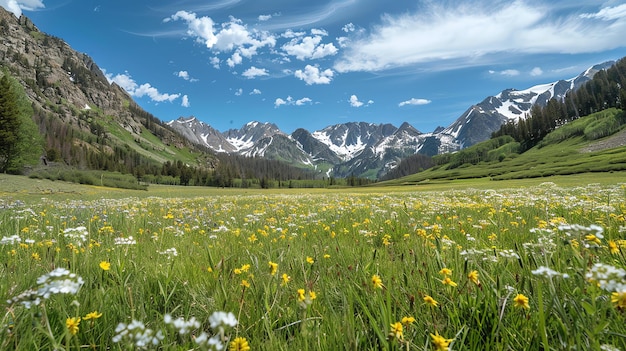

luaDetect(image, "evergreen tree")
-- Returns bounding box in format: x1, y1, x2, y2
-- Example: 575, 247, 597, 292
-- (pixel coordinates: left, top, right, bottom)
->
0, 74, 22, 172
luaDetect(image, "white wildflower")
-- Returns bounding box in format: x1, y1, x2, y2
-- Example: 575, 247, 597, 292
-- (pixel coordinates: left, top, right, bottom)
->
532, 266, 569, 279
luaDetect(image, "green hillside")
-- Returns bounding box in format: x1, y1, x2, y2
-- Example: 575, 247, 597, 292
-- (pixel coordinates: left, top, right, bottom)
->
384, 108, 626, 185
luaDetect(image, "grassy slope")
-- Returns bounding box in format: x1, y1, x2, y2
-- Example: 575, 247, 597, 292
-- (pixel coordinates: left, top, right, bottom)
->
383, 109, 626, 186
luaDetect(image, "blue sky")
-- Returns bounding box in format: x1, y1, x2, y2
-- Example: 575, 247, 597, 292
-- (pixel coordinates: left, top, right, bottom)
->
4, 0, 626, 133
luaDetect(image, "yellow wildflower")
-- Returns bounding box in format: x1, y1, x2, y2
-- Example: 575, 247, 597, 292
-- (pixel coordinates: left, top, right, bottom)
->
281, 273, 291, 286
66, 317, 80, 336
269, 261, 278, 276
424, 295, 439, 307
468, 270, 480, 285
401, 316, 415, 326
439, 268, 452, 276
430, 331, 453, 351
306, 256, 314, 264
608, 240, 619, 254
229, 336, 250, 351
371, 274, 384, 289
513, 294, 530, 310
442, 277, 457, 287
99, 261, 111, 271
297, 288, 306, 302
389, 322, 403, 341
611, 292, 626, 309
241, 279, 250, 288
83, 311, 102, 320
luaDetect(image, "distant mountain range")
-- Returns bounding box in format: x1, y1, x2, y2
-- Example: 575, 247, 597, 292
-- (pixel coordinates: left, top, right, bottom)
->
168, 60, 615, 178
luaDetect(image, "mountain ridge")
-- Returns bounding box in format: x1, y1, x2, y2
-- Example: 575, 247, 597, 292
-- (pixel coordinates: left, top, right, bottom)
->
167, 60, 616, 178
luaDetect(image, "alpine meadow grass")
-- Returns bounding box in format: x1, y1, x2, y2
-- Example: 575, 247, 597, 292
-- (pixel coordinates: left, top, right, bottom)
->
1, 182, 626, 350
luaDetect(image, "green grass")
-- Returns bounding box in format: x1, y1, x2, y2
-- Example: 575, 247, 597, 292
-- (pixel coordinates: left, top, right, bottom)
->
1, 175, 626, 350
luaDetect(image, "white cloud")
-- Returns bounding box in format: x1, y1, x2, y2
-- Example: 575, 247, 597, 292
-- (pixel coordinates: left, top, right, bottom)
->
105, 72, 180, 103
398, 98, 431, 107
0, 0, 44, 17
258, 14, 272, 21
342, 23, 355, 33
234, 88, 243, 96
530, 67, 543, 76
349, 95, 373, 107
176, 70, 198, 82
167, 11, 276, 63
242, 66, 269, 79
227, 52, 242, 67
282, 31, 338, 60
294, 65, 334, 85
250, 89, 262, 95
334, 2, 626, 73
580, 4, 626, 21
274, 96, 313, 108
181, 95, 190, 107
210, 57, 221, 69
500, 69, 520, 76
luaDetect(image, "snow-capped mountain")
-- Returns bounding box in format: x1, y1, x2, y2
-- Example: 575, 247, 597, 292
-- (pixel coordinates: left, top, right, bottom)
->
167, 61, 615, 179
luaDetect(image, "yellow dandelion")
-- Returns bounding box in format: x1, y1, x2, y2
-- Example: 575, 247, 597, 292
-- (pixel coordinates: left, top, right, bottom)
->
268, 261, 278, 276
66, 317, 80, 336
585, 234, 601, 245
309, 290, 317, 300
424, 295, 439, 307
608, 240, 619, 254
229, 336, 250, 351
513, 294, 530, 310
241, 279, 250, 288
306, 256, 314, 264
430, 331, 453, 351
297, 288, 306, 302
99, 261, 111, 271
371, 274, 384, 289
389, 322, 403, 341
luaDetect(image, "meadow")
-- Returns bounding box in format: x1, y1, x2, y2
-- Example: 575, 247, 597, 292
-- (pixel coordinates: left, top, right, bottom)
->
1, 175, 626, 350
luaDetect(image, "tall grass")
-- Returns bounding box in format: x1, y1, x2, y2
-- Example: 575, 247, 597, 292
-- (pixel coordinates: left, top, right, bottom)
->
1, 182, 626, 350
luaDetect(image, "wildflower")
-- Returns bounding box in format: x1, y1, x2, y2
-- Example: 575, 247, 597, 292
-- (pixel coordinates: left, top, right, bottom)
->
112, 320, 164, 347
209, 311, 238, 328
513, 294, 530, 310
281, 273, 291, 286
611, 292, 626, 309
401, 316, 415, 326
585, 234, 602, 246
424, 295, 439, 307
66, 317, 80, 336
230, 336, 251, 351
31, 252, 41, 261
439, 268, 452, 276
163, 314, 200, 335
430, 331, 453, 351
84, 311, 102, 320
442, 277, 457, 287
99, 261, 111, 271
468, 270, 480, 285
269, 261, 278, 276
241, 279, 250, 288
608, 240, 619, 254
297, 289, 316, 307
306, 256, 314, 264
531, 266, 569, 279
389, 322, 403, 341
371, 274, 384, 289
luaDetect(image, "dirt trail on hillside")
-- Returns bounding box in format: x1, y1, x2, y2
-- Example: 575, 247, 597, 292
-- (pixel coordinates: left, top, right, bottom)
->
580, 128, 626, 153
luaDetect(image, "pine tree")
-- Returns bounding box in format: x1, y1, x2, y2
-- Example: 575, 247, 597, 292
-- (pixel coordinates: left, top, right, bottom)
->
0, 74, 22, 172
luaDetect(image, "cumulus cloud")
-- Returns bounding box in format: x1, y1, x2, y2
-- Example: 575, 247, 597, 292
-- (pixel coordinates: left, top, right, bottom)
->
167, 11, 276, 64
274, 96, 313, 108
500, 69, 520, 76
181, 95, 190, 107
258, 14, 272, 21
242, 66, 269, 79
281, 29, 338, 60
0, 0, 45, 17
349, 95, 373, 107
176, 70, 198, 82
105, 72, 181, 103
250, 88, 262, 95
334, 2, 626, 73
342, 22, 355, 33
234, 88, 243, 96
294, 65, 334, 85
530, 67, 543, 76
398, 98, 431, 107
